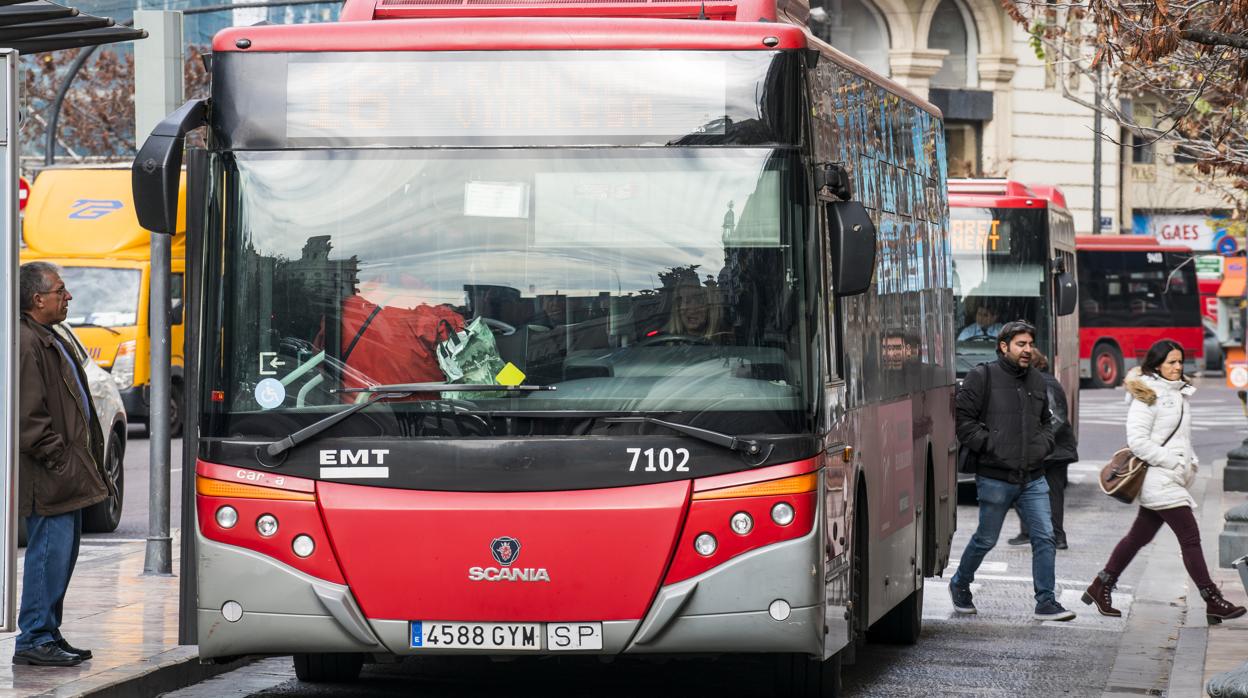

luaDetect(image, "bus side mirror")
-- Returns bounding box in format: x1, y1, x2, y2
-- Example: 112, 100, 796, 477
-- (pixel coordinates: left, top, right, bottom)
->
133, 99, 208, 234
827, 201, 876, 297
1055, 271, 1077, 316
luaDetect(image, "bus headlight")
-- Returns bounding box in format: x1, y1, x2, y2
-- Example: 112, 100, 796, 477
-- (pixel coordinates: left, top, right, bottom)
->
292, 535, 315, 558
111, 340, 136, 389
215, 506, 238, 529
771, 502, 795, 526
256, 514, 279, 537
693, 532, 717, 556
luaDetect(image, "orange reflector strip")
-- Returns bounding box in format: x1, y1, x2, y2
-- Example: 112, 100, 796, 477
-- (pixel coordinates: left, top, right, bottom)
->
692, 472, 818, 500
196, 476, 316, 501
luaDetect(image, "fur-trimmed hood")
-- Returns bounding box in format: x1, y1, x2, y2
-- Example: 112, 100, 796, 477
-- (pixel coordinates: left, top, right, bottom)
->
1124, 366, 1196, 406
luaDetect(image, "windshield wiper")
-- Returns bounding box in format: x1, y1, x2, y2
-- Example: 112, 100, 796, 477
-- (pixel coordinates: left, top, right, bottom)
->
259, 382, 555, 463
69, 321, 121, 336
604, 415, 768, 457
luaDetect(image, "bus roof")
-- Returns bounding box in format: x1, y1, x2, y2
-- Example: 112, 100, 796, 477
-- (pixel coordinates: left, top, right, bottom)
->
213, 17, 809, 52
1076, 235, 1193, 254
212, 18, 941, 119
948, 178, 1068, 212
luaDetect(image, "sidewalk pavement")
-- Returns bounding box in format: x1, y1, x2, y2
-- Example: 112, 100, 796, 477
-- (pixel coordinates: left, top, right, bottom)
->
0, 533, 234, 698
1166, 459, 1248, 697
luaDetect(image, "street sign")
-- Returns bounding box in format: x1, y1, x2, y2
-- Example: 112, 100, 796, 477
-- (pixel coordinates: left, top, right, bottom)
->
1099, 216, 1113, 232
1218, 235, 1239, 256
1227, 348, 1248, 390
0, 49, 18, 633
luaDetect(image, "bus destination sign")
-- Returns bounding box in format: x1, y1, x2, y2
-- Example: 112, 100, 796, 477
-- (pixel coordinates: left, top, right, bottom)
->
286, 54, 728, 140
950, 218, 1011, 256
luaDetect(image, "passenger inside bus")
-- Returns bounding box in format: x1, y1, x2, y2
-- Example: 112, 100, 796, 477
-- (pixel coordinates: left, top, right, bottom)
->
958, 303, 1002, 341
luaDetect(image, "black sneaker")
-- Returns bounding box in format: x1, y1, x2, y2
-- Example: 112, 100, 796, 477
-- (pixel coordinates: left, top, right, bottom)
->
1054, 533, 1068, 550
12, 642, 83, 667
1007, 533, 1029, 546
949, 581, 976, 614
1034, 600, 1076, 621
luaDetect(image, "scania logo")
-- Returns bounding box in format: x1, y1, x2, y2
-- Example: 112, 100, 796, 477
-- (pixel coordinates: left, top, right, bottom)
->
490, 536, 521, 566
469, 536, 551, 583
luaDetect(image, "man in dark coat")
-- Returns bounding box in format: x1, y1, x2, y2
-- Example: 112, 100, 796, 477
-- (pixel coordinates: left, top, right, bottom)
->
14, 262, 111, 667
1007, 350, 1079, 549
949, 321, 1075, 621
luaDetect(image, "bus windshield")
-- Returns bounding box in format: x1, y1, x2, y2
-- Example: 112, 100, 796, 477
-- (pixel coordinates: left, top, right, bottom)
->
950, 207, 1049, 373
59, 266, 141, 328
202, 147, 811, 439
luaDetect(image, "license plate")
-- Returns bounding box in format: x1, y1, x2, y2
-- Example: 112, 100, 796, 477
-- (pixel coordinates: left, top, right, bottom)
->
545, 622, 604, 651
409, 621, 602, 651
412, 622, 540, 650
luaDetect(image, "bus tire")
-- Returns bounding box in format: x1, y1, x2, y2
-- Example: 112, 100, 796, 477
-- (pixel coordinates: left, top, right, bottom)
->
773, 652, 842, 697
1091, 343, 1123, 388
292, 653, 364, 683
870, 585, 923, 645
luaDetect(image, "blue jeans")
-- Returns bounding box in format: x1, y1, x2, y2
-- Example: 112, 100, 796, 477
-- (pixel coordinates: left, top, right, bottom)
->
951, 475, 1057, 606
16, 509, 82, 651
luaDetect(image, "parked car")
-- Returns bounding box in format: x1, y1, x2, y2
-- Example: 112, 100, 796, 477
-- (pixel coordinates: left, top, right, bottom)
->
18, 324, 127, 546
1204, 318, 1225, 373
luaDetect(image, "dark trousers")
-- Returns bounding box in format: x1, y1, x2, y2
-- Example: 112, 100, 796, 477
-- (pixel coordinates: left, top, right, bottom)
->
1104, 505, 1213, 588
1016, 463, 1068, 540
16, 509, 82, 651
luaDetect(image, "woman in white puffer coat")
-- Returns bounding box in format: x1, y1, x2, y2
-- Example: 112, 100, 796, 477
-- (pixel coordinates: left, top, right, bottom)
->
1082, 340, 1245, 624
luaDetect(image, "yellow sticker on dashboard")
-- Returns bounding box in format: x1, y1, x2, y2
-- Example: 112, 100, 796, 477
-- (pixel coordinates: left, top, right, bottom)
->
495, 362, 526, 387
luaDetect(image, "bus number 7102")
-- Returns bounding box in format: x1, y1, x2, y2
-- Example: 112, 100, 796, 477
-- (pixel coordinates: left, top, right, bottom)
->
627, 447, 690, 472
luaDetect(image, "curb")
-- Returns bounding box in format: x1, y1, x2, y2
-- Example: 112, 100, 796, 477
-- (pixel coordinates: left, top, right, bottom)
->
35, 646, 253, 698
1166, 459, 1229, 697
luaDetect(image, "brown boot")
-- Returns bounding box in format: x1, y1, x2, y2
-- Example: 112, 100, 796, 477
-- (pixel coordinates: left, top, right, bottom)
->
1201, 586, 1246, 625
1082, 570, 1122, 617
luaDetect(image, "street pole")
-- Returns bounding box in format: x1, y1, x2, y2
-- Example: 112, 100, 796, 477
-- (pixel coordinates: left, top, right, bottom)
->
1092, 67, 1103, 235
135, 10, 183, 575
0, 49, 19, 631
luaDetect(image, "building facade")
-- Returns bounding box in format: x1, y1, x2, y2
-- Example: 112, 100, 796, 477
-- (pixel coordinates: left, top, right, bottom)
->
813, 0, 1241, 245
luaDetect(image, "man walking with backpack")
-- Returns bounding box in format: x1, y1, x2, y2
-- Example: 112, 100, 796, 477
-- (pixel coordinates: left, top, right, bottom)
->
949, 321, 1076, 621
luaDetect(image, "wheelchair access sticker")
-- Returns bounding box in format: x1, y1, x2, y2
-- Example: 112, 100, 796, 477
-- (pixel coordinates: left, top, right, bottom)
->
255, 378, 285, 409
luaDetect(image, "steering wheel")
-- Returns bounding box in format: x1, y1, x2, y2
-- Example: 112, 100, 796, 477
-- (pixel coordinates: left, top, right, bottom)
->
638, 333, 713, 347
961, 333, 997, 344
481, 318, 516, 336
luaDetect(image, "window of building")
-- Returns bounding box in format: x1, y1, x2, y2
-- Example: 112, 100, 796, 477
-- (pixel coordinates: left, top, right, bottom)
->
809, 0, 891, 77
944, 121, 980, 177
928, 0, 977, 88
1131, 134, 1155, 164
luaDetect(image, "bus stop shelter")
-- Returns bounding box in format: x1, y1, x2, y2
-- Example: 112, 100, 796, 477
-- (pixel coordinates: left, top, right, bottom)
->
1, 0, 145, 632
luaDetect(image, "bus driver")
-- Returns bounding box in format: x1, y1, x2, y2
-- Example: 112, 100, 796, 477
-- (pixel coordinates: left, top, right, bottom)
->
958, 303, 1002, 342
663, 280, 730, 343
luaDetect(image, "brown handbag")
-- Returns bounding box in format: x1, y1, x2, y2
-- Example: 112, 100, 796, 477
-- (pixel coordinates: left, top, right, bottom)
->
1099, 402, 1183, 504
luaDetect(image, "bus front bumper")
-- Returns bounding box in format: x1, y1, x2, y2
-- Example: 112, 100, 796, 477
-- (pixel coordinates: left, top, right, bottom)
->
197, 520, 828, 659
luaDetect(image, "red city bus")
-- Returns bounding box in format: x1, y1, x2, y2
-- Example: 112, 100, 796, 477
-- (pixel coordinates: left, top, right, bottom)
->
133, 0, 957, 693
948, 179, 1079, 481
1077, 236, 1203, 387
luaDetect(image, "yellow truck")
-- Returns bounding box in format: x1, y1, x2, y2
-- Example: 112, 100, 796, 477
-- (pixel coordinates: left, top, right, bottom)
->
21, 166, 186, 436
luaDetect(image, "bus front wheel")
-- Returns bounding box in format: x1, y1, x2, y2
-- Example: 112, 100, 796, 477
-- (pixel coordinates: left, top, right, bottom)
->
293, 653, 364, 683
1091, 344, 1123, 388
